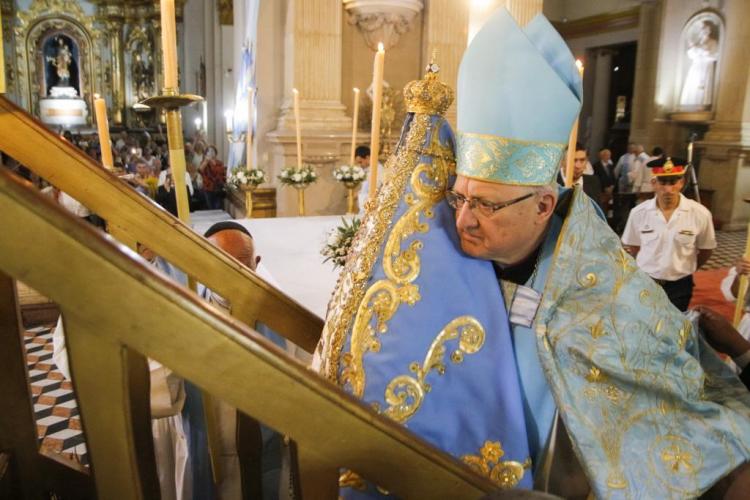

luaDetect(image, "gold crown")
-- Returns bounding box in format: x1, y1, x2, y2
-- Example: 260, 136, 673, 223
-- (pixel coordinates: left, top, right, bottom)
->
403, 61, 454, 116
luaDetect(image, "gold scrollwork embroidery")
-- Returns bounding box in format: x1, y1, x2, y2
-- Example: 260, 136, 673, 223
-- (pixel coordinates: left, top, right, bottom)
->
338, 122, 450, 394
382, 316, 485, 423
319, 113, 434, 381
461, 441, 531, 489
339, 470, 367, 490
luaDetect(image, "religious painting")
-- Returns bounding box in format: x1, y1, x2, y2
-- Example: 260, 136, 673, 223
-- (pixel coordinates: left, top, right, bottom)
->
43, 33, 80, 97
676, 10, 723, 112
124, 26, 156, 105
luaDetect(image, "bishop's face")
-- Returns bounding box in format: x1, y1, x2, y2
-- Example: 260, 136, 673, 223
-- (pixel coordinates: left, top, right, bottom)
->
452, 175, 541, 266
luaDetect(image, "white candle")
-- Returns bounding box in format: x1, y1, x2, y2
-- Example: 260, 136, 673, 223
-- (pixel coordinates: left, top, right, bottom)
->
565, 59, 584, 188
160, 0, 178, 89
93, 94, 114, 170
247, 87, 254, 169
293, 88, 302, 170
225, 110, 233, 134
350, 87, 360, 167
369, 43, 385, 200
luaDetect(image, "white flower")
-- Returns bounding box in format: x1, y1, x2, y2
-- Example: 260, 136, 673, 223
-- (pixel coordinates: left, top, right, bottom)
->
292, 173, 302, 182
327, 231, 339, 246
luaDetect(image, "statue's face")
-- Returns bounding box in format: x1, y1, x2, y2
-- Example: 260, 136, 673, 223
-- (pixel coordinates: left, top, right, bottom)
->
452, 175, 541, 265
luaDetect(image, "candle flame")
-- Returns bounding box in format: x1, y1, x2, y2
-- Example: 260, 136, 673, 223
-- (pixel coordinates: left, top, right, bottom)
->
94, 93, 101, 99
353, 87, 359, 93
575, 59, 584, 72
292, 88, 299, 95
378, 42, 384, 52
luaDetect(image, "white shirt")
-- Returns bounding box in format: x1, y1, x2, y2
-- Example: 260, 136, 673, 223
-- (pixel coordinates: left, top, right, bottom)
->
621, 194, 716, 280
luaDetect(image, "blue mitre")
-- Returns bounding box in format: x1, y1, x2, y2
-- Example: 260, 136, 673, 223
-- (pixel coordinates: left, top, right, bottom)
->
456, 8, 582, 185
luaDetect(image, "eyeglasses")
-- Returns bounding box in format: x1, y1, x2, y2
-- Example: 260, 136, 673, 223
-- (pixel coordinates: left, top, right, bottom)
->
445, 189, 534, 217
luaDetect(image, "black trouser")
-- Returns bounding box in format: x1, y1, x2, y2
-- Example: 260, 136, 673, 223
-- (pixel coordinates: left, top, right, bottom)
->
656, 274, 694, 312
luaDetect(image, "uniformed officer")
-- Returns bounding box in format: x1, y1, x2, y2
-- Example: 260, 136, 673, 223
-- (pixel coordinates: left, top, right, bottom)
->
621, 157, 716, 311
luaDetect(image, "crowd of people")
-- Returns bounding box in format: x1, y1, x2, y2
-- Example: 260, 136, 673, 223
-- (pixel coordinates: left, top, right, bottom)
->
62, 130, 227, 216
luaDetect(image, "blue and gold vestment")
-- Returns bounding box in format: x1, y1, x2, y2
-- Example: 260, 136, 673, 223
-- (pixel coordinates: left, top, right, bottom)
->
314, 67, 535, 494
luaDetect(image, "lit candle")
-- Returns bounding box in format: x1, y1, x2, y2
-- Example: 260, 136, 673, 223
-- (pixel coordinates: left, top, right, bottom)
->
349, 87, 360, 167
687, 141, 694, 165
194, 117, 202, 131
160, 0, 178, 89
293, 88, 302, 170
93, 93, 114, 170
369, 43, 385, 200
565, 59, 584, 188
225, 110, 233, 134
247, 87, 254, 169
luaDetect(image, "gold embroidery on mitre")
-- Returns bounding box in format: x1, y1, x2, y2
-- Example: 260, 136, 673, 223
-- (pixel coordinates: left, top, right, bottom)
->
339, 470, 366, 490
456, 131, 565, 186
461, 441, 531, 489
382, 316, 485, 423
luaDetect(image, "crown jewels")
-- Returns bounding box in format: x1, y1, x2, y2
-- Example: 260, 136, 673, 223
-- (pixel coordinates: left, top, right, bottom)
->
403, 61, 454, 116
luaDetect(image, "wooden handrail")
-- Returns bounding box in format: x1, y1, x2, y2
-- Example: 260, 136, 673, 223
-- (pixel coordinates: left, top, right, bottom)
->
0, 95, 322, 353
0, 169, 495, 498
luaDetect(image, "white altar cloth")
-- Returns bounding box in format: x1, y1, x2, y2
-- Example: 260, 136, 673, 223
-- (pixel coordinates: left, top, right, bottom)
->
193, 215, 351, 320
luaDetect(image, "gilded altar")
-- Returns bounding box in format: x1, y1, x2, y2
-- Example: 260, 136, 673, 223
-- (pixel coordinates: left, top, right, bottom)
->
1, 0, 185, 127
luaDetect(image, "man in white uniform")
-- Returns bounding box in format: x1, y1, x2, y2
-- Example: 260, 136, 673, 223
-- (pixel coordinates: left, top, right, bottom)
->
622, 157, 716, 311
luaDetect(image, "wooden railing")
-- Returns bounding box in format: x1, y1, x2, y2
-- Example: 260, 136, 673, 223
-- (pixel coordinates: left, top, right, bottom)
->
0, 95, 321, 353
0, 168, 495, 499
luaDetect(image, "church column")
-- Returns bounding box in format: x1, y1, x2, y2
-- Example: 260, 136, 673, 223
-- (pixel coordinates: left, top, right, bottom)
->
502, 0, 543, 27
421, 0, 470, 127
590, 49, 614, 155
697, 0, 750, 229
267, 0, 351, 216
274, 0, 349, 132
103, 11, 126, 125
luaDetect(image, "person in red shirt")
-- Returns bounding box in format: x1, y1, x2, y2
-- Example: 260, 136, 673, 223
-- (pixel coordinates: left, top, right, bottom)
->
199, 144, 226, 209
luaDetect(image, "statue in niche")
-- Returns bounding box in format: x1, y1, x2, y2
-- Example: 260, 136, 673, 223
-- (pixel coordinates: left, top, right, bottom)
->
132, 52, 154, 101
48, 37, 72, 86
679, 18, 720, 110
44, 35, 79, 97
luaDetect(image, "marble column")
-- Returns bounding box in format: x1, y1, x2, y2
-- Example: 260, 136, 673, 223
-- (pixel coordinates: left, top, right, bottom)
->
268, 0, 353, 216
697, 0, 750, 229
421, 0, 470, 127
274, 0, 350, 132
502, 0, 543, 27
590, 49, 614, 155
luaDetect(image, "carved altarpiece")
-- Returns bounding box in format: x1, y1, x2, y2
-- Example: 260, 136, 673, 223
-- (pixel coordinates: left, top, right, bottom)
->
8, 0, 103, 123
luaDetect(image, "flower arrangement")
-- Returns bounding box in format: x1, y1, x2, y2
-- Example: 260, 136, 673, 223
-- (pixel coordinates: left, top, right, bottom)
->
278, 165, 318, 187
321, 217, 361, 268
228, 166, 266, 188
333, 164, 366, 186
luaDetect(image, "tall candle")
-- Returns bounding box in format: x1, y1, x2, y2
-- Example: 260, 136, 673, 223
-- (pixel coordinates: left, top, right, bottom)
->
225, 110, 233, 134
93, 94, 114, 170
369, 43, 385, 200
293, 88, 302, 170
349, 87, 360, 167
565, 59, 585, 188
246, 87, 254, 169
160, 0, 178, 89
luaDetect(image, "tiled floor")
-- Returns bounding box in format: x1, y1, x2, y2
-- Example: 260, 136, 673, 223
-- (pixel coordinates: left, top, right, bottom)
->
23, 325, 88, 466
702, 230, 747, 270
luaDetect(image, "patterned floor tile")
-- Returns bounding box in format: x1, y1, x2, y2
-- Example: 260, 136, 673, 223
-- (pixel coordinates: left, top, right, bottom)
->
23, 326, 88, 466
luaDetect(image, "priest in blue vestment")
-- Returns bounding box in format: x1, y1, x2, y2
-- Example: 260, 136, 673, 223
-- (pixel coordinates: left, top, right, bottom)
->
315, 8, 750, 498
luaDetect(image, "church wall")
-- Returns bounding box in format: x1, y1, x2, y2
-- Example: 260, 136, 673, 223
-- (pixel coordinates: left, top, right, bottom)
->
255, 0, 287, 170
341, 11, 423, 137
182, 0, 206, 141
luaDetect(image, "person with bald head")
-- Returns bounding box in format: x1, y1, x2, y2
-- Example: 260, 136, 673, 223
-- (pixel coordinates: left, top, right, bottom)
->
183, 221, 284, 500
